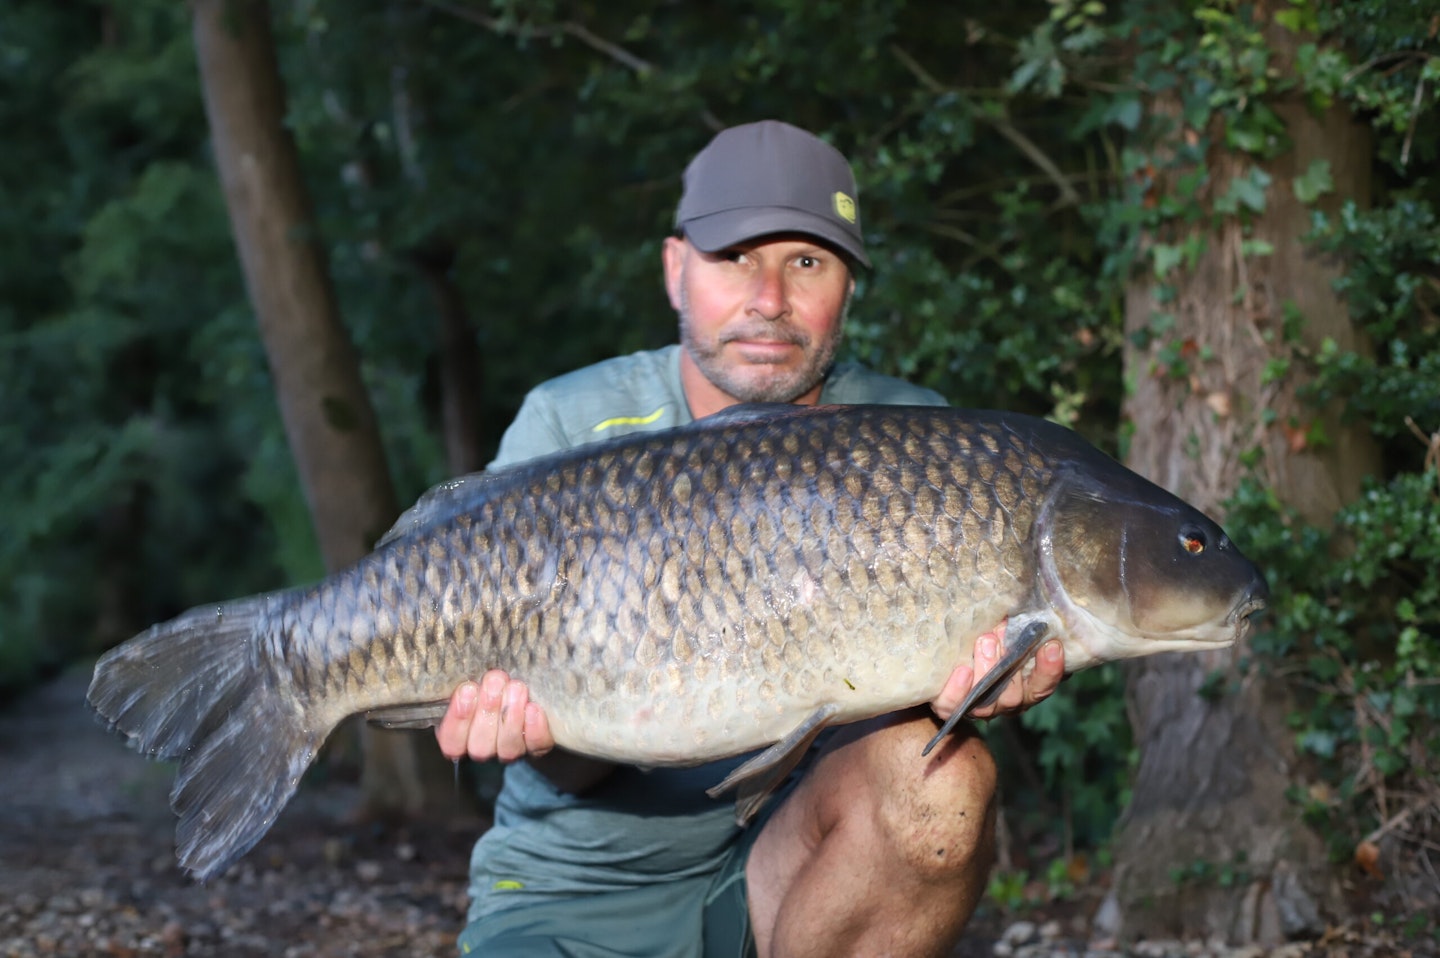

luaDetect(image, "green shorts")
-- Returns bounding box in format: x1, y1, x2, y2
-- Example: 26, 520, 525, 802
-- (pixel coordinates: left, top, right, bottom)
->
456, 817, 759, 958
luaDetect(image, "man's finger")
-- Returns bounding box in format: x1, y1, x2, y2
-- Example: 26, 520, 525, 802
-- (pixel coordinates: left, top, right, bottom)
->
435, 681, 478, 760
932, 663, 977, 720
468, 670, 508, 762
524, 702, 555, 757
495, 681, 530, 762
1025, 639, 1065, 705
970, 634, 1021, 718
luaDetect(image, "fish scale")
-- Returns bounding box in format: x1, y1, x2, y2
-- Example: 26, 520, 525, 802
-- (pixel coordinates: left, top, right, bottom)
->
88, 403, 1268, 880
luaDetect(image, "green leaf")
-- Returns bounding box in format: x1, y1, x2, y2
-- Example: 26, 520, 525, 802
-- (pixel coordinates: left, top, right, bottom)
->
1151, 243, 1185, 278
1107, 95, 1143, 131
1217, 169, 1272, 215
1294, 160, 1335, 204
1299, 730, 1337, 758
1275, 6, 1318, 34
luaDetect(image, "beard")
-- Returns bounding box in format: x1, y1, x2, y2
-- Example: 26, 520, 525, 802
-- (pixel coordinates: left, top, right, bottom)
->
678, 282, 848, 405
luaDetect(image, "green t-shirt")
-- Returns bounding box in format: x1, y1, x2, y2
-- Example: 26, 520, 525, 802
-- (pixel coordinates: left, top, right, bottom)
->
468, 344, 946, 918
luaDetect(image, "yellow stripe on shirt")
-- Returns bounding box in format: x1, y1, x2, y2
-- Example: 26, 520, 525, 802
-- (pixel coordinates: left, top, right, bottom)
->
591, 406, 666, 433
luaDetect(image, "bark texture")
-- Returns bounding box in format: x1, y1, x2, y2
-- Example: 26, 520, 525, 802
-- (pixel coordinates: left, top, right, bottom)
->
1100, 13, 1380, 943
191, 0, 445, 818
414, 247, 487, 475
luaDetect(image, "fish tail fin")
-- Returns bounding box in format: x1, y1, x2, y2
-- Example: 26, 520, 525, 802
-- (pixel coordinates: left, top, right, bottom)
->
87, 594, 325, 881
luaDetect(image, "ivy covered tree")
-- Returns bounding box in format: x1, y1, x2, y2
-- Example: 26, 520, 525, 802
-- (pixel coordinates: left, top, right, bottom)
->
1020, 0, 1438, 938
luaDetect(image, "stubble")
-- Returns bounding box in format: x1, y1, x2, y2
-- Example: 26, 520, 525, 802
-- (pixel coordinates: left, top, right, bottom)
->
677, 279, 848, 404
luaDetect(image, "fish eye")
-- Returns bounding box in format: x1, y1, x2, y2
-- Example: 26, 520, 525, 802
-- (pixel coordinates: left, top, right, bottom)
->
1179, 526, 1207, 556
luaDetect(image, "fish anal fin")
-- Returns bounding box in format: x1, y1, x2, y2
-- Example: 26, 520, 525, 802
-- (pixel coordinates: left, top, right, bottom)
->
707, 703, 841, 825
365, 701, 451, 730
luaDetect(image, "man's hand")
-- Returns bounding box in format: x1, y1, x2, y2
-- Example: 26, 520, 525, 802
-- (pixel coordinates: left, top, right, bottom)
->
931, 620, 1065, 721
435, 669, 555, 763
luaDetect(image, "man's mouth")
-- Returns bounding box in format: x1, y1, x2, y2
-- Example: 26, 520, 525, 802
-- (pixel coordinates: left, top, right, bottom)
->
727, 340, 799, 363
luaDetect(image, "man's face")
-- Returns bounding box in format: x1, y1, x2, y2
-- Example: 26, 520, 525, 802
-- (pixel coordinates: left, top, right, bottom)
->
663, 234, 853, 413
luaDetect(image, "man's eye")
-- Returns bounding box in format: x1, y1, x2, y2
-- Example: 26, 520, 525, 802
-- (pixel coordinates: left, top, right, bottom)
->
723, 250, 749, 264
796, 256, 819, 268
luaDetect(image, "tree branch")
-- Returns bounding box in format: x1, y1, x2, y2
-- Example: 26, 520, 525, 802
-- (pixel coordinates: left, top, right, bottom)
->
1402, 69, 1427, 168
418, 0, 653, 76
890, 44, 1083, 209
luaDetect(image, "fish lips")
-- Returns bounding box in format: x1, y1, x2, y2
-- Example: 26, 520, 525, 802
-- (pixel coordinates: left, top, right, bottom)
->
1226, 579, 1271, 638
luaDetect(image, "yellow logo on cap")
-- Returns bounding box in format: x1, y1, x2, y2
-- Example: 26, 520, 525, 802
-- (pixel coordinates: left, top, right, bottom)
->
833, 192, 857, 224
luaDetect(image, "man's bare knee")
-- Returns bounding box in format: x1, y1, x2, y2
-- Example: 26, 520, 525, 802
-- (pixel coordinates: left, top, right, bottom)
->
878, 726, 998, 879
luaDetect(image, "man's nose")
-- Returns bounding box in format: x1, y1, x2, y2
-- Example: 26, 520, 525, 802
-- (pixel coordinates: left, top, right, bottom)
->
748, 265, 789, 320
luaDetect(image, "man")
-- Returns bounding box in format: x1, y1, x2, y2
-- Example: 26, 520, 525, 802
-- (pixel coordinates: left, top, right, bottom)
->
435, 120, 1066, 958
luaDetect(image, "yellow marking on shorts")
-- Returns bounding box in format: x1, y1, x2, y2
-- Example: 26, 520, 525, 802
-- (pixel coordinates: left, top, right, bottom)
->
844, 678, 856, 690
592, 407, 666, 432
493, 879, 526, 891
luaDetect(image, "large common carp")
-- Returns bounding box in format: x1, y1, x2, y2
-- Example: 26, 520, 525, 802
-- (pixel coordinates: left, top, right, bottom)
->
89, 403, 1267, 880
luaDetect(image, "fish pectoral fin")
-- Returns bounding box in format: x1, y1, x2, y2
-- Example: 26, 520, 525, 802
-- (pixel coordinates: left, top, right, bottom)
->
706, 703, 841, 826
365, 701, 451, 730
921, 619, 1052, 757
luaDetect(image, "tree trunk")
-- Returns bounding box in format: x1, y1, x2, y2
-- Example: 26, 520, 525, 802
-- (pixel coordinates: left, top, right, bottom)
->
191, 0, 448, 819
414, 246, 488, 475
1100, 12, 1381, 943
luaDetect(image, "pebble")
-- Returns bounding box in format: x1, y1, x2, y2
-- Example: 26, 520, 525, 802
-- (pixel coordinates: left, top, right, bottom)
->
1002, 920, 1038, 945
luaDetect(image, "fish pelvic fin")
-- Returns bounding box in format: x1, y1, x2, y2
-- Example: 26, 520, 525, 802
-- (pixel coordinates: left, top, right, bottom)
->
87, 594, 324, 882
707, 703, 841, 825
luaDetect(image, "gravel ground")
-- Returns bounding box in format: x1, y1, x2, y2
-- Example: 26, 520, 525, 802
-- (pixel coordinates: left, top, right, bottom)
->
0, 667, 482, 958
0, 668, 1430, 958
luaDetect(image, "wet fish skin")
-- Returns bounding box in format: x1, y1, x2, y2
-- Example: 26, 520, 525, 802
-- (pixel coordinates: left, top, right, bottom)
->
87, 404, 1268, 880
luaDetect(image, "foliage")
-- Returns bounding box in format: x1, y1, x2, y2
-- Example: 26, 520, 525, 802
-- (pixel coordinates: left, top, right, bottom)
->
1304, 198, 1440, 438
0, 2, 290, 690
1262, 4, 1438, 869
1232, 465, 1440, 862
1230, 191, 1440, 864
987, 664, 1133, 875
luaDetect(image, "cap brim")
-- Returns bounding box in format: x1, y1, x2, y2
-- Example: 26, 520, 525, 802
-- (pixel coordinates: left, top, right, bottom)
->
681, 208, 870, 268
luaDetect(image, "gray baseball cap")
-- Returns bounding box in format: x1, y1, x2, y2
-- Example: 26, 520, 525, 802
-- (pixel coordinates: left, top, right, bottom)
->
674, 120, 870, 268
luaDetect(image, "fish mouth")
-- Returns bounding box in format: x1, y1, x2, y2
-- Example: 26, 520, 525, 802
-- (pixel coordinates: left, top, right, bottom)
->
1228, 583, 1269, 623
1226, 586, 1269, 641
1232, 596, 1267, 621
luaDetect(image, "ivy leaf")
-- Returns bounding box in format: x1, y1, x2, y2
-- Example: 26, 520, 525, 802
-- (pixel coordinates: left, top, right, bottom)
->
1151, 243, 1185, 278
1275, 6, 1319, 34
1106, 94, 1143, 131
1299, 729, 1337, 758
1217, 168, 1271, 215
1294, 160, 1335, 204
